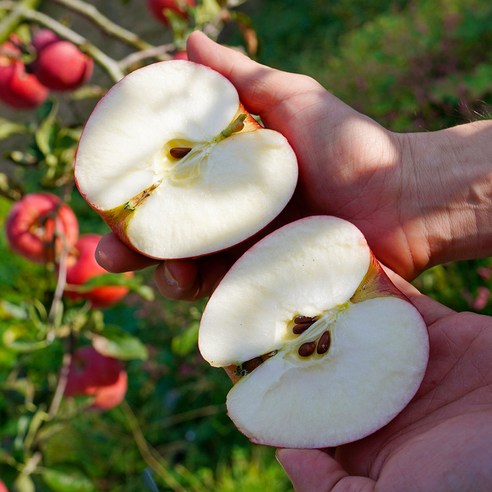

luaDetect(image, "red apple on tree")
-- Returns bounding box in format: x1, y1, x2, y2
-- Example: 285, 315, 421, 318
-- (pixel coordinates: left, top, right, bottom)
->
64, 346, 128, 410
31, 34, 93, 92
5, 193, 79, 263
64, 234, 133, 308
0, 37, 49, 109
146, 0, 195, 25
31, 28, 59, 52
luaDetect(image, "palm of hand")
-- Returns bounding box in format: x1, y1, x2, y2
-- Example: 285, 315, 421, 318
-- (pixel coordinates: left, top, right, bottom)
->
281, 304, 492, 491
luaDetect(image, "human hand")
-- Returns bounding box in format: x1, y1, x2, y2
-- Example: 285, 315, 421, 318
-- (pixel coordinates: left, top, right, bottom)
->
97, 32, 492, 299
276, 278, 492, 491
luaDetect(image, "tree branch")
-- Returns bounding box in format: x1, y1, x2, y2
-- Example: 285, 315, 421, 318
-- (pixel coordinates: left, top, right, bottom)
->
10, 6, 124, 81
49, 0, 153, 51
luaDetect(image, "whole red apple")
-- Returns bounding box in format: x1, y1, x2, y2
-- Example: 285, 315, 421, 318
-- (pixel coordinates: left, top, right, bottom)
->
5, 193, 79, 263
31, 28, 59, 52
32, 38, 93, 91
0, 38, 49, 109
146, 0, 195, 25
65, 234, 133, 308
64, 346, 128, 410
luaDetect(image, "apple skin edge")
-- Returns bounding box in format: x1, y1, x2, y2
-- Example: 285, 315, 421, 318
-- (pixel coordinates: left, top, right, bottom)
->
80, 103, 262, 261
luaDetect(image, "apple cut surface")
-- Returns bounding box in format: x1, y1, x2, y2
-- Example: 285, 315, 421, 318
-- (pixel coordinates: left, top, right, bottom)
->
199, 216, 429, 449
74, 60, 298, 259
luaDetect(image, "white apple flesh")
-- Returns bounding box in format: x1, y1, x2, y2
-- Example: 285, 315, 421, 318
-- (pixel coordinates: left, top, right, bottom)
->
74, 60, 298, 259
199, 216, 429, 448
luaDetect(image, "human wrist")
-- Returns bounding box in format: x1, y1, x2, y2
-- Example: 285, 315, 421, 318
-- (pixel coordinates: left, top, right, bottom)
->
396, 119, 492, 269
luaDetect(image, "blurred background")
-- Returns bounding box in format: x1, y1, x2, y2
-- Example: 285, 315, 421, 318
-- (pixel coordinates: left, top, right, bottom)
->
1, 0, 491, 490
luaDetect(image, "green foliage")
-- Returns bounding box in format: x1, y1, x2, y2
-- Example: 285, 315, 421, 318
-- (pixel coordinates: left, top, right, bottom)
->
320, 0, 492, 130
1, 0, 491, 490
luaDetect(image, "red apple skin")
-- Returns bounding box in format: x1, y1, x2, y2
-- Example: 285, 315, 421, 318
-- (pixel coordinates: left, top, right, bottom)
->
5, 193, 79, 264
146, 0, 195, 25
65, 234, 133, 308
64, 346, 128, 411
172, 51, 188, 60
0, 59, 49, 109
33, 40, 93, 92
31, 29, 59, 52
0, 480, 8, 492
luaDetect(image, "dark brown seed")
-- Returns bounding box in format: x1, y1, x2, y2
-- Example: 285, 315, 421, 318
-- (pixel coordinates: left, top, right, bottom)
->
317, 330, 331, 354
292, 323, 311, 335
241, 356, 264, 374
294, 315, 318, 325
170, 147, 192, 159
298, 341, 316, 357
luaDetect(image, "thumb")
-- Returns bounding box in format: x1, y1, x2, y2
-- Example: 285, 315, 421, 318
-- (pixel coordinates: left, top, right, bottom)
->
186, 31, 322, 124
276, 449, 375, 492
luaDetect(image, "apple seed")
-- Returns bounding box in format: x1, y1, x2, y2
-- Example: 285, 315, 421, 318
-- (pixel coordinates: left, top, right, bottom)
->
316, 330, 331, 354
294, 315, 319, 324
234, 350, 278, 378
169, 146, 192, 159
292, 323, 311, 335
298, 341, 317, 357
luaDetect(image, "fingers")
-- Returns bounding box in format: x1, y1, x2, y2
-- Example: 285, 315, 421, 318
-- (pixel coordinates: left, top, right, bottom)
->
276, 449, 375, 492
383, 268, 455, 326
154, 254, 234, 301
186, 31, 322, 126
97, 232, 237, 301
95, 233, 158, 273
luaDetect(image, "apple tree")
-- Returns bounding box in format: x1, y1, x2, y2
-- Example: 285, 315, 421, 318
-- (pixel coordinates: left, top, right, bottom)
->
0, 1, 278, 491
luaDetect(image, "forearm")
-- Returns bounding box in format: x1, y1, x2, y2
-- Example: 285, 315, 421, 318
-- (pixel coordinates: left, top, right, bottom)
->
399, 119, 492, 269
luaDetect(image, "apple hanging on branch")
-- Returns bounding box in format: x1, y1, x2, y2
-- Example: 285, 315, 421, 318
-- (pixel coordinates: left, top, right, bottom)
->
74, 60, 298, 259
64, 346, 128, 411
199, 216, 429, 449
5, 192, 79, 264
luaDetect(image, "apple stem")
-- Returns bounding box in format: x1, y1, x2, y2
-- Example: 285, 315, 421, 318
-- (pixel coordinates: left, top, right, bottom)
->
220, 113, 247, 139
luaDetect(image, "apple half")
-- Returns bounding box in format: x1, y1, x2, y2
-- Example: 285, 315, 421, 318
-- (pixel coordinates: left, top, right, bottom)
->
199, 216, 429, 448
74, 60, 298, 259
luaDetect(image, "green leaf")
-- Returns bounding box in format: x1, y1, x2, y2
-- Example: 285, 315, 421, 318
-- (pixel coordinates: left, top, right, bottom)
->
2, 325, 51, 353
0, 118, 28, 140
13, 474, 35, 492
91, 325, 148, 360
34, 100, 58, 157
41, 466, 95, 492
171, 321, 199, 356
195, 0, 221, 24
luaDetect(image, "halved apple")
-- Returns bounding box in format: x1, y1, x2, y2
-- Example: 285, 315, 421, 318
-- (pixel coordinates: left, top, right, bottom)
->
199, 216, 429, 449
74, 60, 298, 259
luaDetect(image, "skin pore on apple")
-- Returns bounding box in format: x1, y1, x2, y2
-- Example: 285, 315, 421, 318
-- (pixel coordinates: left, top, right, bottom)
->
74, 60, 298, 260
